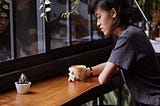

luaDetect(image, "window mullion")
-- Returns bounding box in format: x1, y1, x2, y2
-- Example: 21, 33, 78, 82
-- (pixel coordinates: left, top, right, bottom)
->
66, 0, 72, 46
88, 0, 93, 41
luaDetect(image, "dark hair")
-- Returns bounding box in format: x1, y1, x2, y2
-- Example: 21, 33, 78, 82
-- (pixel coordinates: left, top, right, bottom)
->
89, 0, 134, 29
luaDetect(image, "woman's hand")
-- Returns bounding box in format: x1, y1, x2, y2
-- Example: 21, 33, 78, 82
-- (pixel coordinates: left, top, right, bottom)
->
68, 68, 76, 82
68, 66, 92, 82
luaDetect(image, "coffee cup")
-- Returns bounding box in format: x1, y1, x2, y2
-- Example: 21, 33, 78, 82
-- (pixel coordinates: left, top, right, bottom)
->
69, 65, 86, 82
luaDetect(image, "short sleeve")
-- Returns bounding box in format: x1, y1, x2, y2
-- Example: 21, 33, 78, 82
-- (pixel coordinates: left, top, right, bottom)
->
108, 37, 135, 71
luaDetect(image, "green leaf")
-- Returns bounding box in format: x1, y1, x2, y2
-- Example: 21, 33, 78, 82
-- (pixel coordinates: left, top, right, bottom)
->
0, 12, 7, 17
3, 4, 9, 10
74, 0, 80, 4
18, 73, 29, 84
44, 15, 49, 22
39, 5, 43, 10
45, 0, 51, 5
5, 0, 9, 3
61, 12, 70, 18
45, 7, 51, 12
40, 12, 45, 17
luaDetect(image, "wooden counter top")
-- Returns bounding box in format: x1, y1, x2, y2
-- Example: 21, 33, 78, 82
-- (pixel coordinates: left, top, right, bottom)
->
0, 74, 122, 106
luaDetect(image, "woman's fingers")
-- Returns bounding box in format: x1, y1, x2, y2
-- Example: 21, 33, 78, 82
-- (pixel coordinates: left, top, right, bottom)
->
68, 72, 76, 82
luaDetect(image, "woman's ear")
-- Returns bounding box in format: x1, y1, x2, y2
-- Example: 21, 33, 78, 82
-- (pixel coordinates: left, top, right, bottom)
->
111, 8, 117, 18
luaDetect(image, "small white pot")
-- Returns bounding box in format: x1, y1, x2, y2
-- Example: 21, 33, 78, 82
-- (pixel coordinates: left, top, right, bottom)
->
15, 82, 31, 94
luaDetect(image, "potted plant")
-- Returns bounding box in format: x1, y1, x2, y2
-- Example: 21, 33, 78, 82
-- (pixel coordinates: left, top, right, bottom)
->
15, 73, 31, 94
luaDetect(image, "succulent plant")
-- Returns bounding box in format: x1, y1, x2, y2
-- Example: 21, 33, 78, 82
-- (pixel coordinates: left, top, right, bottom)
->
17, 73, 29, 84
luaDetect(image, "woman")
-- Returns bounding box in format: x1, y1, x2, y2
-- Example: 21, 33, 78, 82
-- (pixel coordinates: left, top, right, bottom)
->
68, 0, 160, 105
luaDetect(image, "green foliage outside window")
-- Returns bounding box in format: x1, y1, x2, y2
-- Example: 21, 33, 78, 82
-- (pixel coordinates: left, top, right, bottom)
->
0, 0, 9, 17
39, 0, 81, 22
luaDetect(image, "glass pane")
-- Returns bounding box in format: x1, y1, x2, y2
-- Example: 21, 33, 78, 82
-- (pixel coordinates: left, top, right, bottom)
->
71, 0, 89, 44
15, 0, 44, 58
71, 0, 103, 44
0, 0, 12, 62
49, 0, 68, 49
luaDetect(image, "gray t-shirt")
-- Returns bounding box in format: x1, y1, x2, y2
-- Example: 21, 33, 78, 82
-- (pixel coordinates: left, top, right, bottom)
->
108, 25, 160, 105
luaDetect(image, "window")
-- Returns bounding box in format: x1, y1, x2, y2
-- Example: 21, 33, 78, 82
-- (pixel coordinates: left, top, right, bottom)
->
0, 0, 159, 69
0, 0, 108, 73
14, 0, 46, 58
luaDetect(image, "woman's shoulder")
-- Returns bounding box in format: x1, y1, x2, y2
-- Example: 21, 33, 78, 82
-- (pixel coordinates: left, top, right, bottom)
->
127, 24, 143, 33
122, 24, 145, 38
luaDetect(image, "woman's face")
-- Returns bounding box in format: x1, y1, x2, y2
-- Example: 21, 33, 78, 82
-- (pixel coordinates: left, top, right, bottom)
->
94, 7, 114, 37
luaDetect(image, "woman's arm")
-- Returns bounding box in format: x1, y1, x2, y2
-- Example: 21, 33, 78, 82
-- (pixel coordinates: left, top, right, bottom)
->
86, 62, 118, 85
68, 62, 118, 83
85, 62, 106, 77
98, 62, 118, 85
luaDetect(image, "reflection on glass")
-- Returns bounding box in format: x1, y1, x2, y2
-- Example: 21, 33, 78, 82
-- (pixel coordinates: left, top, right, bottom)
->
49, 0, 68, 49
71, 1, 103, 44
0, 0, 11, 62
70, 1, 89, 44
49, 0, 103, 49
15, 0, 44, 58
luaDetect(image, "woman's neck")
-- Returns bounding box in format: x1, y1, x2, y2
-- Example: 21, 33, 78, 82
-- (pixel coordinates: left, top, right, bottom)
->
113, 25, 127, 37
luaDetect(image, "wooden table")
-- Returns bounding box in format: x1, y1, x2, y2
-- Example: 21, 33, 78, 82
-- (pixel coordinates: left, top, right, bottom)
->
0, 74, 122, 106
0, 75, 98, 106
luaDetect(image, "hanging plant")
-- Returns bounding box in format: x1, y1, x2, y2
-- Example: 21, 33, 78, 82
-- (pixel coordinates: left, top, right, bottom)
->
39, 0, 51, 22
0, 0, 10, 17
39, 0, 81, 22
61, 0, 80, 18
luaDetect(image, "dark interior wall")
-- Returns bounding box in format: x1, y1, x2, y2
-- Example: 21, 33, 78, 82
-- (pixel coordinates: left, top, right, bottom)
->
157, 53, 160, 64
